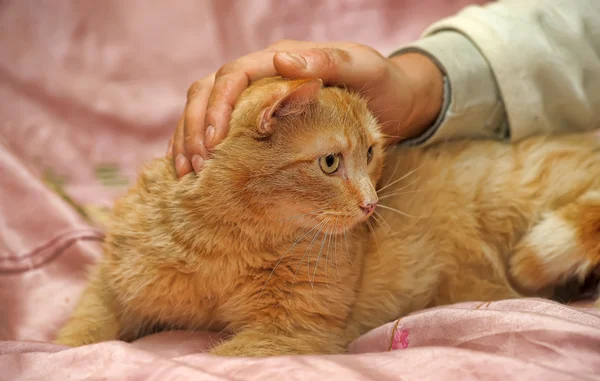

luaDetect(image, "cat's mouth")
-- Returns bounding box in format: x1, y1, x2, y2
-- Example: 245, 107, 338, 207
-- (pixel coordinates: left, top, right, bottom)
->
312, 211, 373, 234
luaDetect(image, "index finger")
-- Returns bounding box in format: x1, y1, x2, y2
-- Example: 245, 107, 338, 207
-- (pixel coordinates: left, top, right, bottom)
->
183, 74, 215, 165
202, 41, 326, 151
203, 51, 280, 150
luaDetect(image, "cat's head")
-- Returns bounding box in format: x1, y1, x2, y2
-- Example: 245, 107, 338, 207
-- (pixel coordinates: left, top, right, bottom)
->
209, 77, 383, 234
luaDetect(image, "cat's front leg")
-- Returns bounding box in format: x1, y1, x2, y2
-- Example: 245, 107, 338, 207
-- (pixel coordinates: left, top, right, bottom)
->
209, 329, 346, 357
55, 279, 120, 347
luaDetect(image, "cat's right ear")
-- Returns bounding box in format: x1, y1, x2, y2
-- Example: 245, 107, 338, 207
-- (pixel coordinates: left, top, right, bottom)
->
258, 79, 323, 135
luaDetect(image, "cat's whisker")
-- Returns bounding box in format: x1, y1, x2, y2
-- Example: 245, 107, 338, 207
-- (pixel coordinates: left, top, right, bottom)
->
323, 219, 336, 291
381, 154, 401, 190
258, 218, 329, 301
291, 218, 329, 296
333, 217, 341, 281
376, 114, 411, 137
369, 213, 383, 231
378, 188, 435, 200
377, 174, 422, 199
292, 215, 321, 244
311, 217, 333, 287
342, 71, 384, 102
375, 115, 411, 139
366, 219, 379, 250
343, 225, 352, 265
379, 130, 411, 139
374, 115, 410, 133
341, 99, 353, 133
377, 164, 424, 195
304, 222, 327, 283
377, 204, 413, 218
373, 211, 391, 230
369, 213, 380, 226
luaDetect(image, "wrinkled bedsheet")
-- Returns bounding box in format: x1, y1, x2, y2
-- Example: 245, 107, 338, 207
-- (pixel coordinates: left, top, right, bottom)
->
2, 1, 599, 380
2, 300, 600, 381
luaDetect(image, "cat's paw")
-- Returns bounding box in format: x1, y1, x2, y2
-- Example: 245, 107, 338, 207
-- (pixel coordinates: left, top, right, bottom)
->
53, 334, 92, 347
208, 340, 274, 357
208, 334, 295, 357
208, 330, 341, 357
54, 322, 118, 347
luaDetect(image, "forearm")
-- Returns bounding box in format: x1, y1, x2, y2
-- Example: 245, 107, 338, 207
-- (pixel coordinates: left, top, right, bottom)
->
391, 32, 507, 146
391, 0, 600, 145
387, 53, 445, 142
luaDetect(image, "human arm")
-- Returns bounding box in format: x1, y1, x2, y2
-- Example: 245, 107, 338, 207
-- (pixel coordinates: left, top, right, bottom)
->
169, 42, 445, 177
397, 0, 600, 145
170, 0, 600, 177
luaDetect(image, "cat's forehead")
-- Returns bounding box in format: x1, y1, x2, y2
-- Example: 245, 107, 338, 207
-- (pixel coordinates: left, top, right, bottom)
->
320, 88, 381, 144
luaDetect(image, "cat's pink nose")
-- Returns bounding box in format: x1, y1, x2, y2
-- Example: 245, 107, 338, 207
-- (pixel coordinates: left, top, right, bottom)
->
360, 202, 377, 216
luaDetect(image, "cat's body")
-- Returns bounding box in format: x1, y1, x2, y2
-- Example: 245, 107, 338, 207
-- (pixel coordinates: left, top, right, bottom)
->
56, 78, 600, 356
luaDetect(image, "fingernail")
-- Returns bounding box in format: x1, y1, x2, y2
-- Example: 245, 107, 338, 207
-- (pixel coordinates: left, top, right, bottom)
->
205, 125, 215, 148
278, 52, 307, 69
175, 154, 188, 173
191, 155, 203, 173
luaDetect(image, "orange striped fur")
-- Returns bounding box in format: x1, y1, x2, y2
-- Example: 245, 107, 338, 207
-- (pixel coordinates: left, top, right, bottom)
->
55, 78, 600, 356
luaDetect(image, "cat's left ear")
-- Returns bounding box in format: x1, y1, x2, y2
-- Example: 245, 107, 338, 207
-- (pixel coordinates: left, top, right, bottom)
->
259, 78, 323, 135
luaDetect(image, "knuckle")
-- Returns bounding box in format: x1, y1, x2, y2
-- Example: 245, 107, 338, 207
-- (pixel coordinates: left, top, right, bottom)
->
372, 58, 389, 79
354, 44, 387, 76
318, 48, 345, 71
357, 44, 385, 59
207, 84, 224, 104
186, 80, 203, 99
183, 131, 195, 143
215, 63, 235, 78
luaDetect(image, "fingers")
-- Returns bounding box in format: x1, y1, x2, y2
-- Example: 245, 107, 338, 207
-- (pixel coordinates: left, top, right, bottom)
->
201, 41, 328, 151
166, 136, 173, 157
172, 113, 193, 177
274, 44, 388, 92
170, 75, 212, 178
183, 74, 215, 170
273, 44, 423, 146
173, 40, 389, 180
204, 50, 281, 151
181, 41, 328, 165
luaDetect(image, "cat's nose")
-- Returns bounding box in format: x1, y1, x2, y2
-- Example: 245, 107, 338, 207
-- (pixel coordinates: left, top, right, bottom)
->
359, 201, 377, 216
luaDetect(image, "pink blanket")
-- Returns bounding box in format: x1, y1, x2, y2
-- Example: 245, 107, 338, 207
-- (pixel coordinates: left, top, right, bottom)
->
2, 1, 599, 380
2, 300, 600, 381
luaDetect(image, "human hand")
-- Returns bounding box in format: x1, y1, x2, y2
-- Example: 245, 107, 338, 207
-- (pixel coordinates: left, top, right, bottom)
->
169, 40, 444, 178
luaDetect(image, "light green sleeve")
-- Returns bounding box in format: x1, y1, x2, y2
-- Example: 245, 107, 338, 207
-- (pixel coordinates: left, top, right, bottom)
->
391, 0, 600, 146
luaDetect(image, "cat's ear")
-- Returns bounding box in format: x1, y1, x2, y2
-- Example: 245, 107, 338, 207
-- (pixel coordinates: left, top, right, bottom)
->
258, 78, 323, 135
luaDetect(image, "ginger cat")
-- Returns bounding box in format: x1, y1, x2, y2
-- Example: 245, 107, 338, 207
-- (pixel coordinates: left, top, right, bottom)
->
55, 77, 600, 356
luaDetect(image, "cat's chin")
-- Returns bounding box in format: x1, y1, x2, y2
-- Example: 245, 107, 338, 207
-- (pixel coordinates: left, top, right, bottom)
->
273, 207, 368, 236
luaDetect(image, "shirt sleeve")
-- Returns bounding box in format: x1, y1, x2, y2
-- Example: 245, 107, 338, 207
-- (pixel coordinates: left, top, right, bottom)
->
390, 0, 600, 146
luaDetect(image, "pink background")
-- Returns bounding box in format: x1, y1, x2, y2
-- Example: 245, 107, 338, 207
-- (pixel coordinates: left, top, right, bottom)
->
4, 2, 598, 381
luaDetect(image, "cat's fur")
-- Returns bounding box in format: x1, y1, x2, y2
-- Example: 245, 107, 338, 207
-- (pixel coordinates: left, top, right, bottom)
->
55, 77, 600, 356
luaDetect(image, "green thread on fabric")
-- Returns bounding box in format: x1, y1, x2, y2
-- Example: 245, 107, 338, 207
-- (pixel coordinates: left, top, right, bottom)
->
94, 164, 130, 187
43, 168, 90, 221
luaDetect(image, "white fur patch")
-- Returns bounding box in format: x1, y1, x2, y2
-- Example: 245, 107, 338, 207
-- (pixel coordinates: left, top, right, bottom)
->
526, 213, 590, 280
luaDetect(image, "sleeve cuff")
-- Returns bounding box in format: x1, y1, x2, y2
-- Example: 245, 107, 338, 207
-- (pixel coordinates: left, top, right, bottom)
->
390, 31, 508, 146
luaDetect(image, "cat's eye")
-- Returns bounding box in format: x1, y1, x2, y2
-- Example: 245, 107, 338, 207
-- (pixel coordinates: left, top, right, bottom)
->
367, 145, 374, 164
319, 153, 340, 174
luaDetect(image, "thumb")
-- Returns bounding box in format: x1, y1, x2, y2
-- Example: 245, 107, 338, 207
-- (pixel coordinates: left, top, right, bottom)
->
273, 47, 387, 91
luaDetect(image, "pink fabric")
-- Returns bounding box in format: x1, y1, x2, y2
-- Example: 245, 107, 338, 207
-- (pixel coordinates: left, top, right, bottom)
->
2, 300, 600, 381
3, 1, 600, 380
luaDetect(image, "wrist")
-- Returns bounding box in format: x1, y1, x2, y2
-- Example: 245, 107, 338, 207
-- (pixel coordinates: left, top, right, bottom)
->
389, 53, 444, 140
